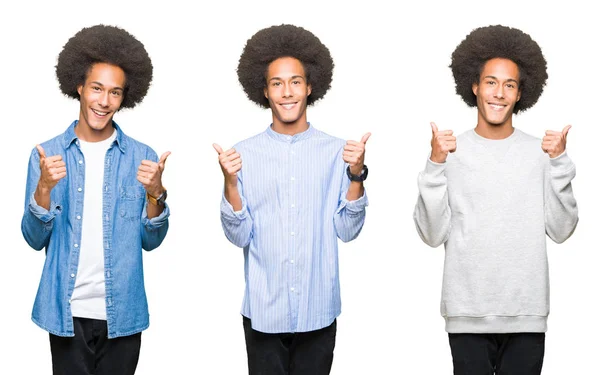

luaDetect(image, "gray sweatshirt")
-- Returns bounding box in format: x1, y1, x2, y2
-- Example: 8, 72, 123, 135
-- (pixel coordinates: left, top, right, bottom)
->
414, 128, 578, 333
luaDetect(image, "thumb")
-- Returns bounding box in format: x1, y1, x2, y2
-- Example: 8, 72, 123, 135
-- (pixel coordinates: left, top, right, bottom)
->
430, 122, 438, 134
562, 125, 572, 137
36, 144, 46, 159
212, 143, 223, 154
360, 132, 371, 144
159, 151, 171, 166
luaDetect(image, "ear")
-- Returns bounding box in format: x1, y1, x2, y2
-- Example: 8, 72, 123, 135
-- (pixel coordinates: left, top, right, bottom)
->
264, 86, 268, 99
77, 84, 83, 96
307, 84, 312, 96
472, 82, 478, 96
517, 88, 522, 102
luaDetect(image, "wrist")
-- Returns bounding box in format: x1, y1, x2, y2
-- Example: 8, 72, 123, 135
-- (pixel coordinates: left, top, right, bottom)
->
225, 176, 238, 188
35, 183, 51, 196
349, 164, 364, 176
147, 188, 167, 206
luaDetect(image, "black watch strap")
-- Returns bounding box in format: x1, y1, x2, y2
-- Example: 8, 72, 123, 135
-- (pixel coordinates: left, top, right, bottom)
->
346, 165, 368, 182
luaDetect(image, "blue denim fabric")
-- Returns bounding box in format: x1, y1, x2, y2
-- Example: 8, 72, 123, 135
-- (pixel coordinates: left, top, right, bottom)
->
21, 121, 169, 338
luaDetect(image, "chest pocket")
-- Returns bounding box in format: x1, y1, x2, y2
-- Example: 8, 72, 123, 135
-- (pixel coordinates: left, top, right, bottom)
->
119, 185, 145, 221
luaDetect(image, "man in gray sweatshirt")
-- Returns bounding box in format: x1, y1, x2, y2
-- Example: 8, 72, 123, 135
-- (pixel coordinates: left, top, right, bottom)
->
414, 25, 578, 374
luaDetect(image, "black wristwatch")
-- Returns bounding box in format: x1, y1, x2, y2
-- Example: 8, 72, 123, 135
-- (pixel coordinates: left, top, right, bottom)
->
346, 165, 368, 182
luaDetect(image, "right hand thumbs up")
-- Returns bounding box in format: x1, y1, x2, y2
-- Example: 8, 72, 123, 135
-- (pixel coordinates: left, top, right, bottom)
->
213, 143, 242, 186
430, 122, 456, 163
36, 144, 67, 191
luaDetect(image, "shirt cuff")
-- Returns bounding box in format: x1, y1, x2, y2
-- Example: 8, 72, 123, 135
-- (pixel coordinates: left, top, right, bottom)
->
424, 157, 447, 175
549, 151, 575, 174
28, 193, 58, 223
336, 189, 369, 214
142, 202, 170, 229
220, 193, 249, 221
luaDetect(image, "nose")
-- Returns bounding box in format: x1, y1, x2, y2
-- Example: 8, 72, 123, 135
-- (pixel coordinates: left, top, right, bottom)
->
98, 91, 110, 107
283, 83, 292, 98
494, 84, 504, 99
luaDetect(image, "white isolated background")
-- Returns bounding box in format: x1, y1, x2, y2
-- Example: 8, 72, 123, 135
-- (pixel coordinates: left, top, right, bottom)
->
0, 0, 597, 373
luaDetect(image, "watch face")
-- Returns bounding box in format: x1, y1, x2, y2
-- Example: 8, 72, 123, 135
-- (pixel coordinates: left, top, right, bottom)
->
158, 190, 167, 204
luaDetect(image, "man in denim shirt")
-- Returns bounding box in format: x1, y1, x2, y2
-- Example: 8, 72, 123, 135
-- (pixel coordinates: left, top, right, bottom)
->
21, 25, 170, 375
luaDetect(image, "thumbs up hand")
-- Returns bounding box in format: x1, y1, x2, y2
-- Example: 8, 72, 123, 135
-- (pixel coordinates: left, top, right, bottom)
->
542, 125, 571, 158
36, 144, 67, 191
430, 122, 456, 163
343, 132, 371, 175
137, 151, 170, 198
213, 143, 241, 187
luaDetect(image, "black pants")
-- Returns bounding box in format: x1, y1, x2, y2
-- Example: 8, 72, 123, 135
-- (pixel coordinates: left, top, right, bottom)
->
243, 316, 337, 375
449, 333, 545, 375
49, 317, 141, 375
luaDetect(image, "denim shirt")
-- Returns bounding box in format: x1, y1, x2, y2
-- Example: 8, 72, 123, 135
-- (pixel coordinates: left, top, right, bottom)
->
21, 121, 169, 338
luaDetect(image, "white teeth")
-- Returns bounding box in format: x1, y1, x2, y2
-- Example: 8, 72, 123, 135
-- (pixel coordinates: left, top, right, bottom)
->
489, 104, 504, 110
281, 103, 295, 109
92, 109, 108, 116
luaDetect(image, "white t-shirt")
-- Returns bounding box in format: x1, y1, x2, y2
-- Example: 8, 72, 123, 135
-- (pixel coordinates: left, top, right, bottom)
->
70, 130, 117, 320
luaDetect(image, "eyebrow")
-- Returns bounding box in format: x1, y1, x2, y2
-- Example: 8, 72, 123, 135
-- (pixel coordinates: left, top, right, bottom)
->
90, 81, 124, 91
268, 75, 306, 82
483, 75, 519, 84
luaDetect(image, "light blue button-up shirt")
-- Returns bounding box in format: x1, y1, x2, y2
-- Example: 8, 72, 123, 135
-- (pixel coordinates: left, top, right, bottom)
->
21, 121, 169, 338
220, 125, 368, 334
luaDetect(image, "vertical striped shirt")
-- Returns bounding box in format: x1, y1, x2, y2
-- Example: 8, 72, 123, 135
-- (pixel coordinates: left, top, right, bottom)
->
220, 124, 368, 333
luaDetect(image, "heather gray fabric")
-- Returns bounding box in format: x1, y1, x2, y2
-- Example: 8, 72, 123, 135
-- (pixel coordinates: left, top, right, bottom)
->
414, 128, 578, 333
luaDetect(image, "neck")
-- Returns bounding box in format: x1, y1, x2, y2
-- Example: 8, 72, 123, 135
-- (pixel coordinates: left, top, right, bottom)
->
75, 118, 114, 142
271, 117, 309, 135
475, 119, 514, 140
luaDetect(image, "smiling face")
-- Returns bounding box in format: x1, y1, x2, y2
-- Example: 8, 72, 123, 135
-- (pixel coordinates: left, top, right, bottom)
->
263, 57, 312, 134
472, 58, 522, 131
76, 62, 126, 142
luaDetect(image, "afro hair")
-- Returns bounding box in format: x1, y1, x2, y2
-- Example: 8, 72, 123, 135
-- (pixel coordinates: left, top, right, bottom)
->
56, 24, 153, 109
237, 24, 334, 108
450, 25, 548, 113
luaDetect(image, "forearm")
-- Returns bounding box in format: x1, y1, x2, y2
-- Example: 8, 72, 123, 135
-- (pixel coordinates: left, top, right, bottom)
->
146, 202, 164, 219
220, 194, 253, 248
34, 184, 51, 211
224, 181, 242, 211
545, 152, 578, 243
345, 181, 364, 201
21, 193, 55, 250
142, 204, 170, 250
414, 159, 451, 247
334, 190, 368, 242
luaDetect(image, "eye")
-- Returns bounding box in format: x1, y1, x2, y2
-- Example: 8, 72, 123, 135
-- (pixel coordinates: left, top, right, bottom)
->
111, 90, 122, 96
272, 82, 281, 87
292, 80, 301, 85
486, 80, 495, 86
92, 86, 101, 91
506, 83, 516, 89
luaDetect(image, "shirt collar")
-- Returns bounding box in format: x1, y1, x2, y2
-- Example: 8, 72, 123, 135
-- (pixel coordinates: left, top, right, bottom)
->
265, 123, 315, 144
63, 120, 127, 153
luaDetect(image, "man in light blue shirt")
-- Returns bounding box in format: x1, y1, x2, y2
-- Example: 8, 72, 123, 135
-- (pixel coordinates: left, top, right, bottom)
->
214, 24, 369, 375
21, 25, 170, 375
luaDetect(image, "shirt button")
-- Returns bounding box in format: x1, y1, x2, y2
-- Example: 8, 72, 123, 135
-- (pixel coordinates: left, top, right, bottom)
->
78, 160, 83, 164
70, 273, 75, 278
291, 204, 295, 208
77, 187, 82, 192
290, 177, 295, 181
68, 299, 72, 304
290, 259, 295, 264
290, 287, 295, 292
290, 232, 295, 236
74, 243, 79, 248
76, 215, 81, 220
